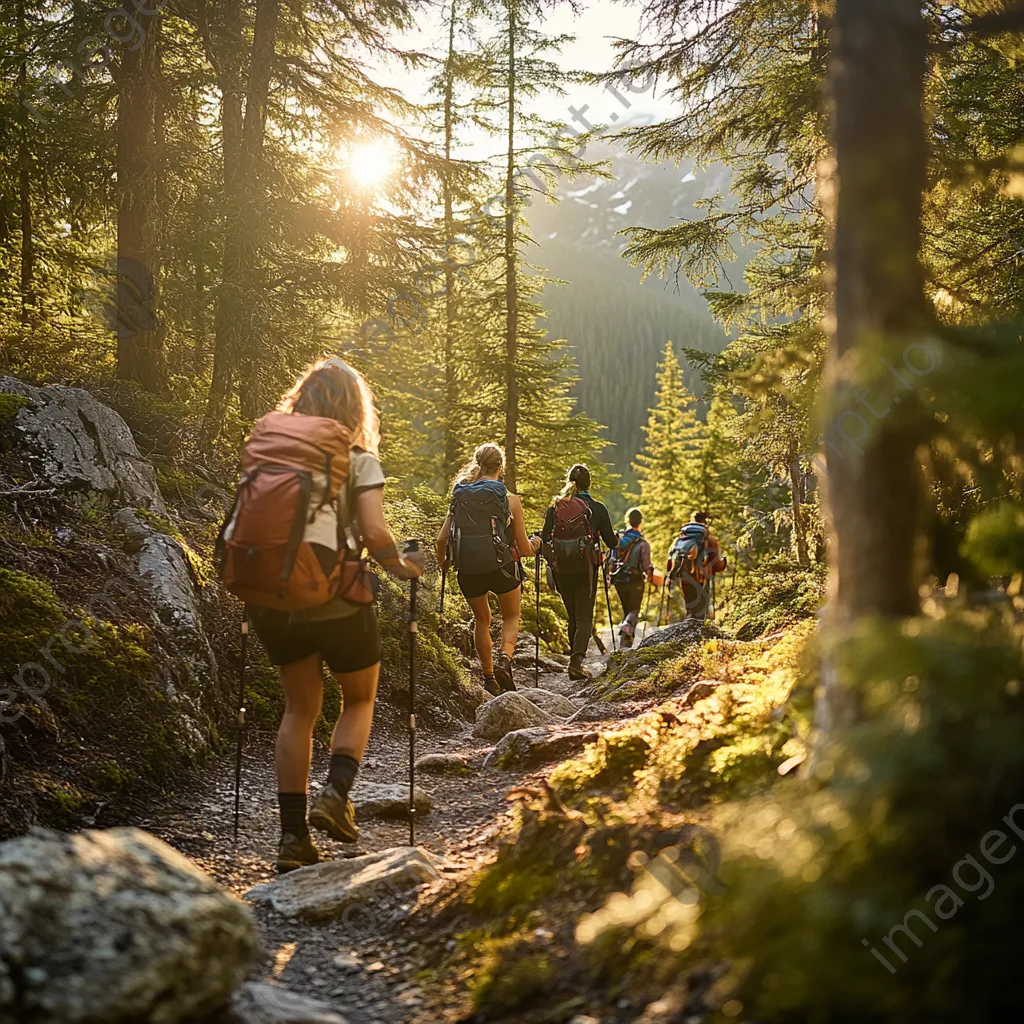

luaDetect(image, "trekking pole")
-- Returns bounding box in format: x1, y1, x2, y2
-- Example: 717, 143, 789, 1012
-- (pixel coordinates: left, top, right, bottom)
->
600, 550, 616, 652
439, 551, 447, 617
639, 581, 653, 643
404, 540, 422, 847
535, 545, 542, 688
233, 610, 248, 843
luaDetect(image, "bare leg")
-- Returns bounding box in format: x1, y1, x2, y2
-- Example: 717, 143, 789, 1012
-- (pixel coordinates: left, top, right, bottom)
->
496, 586, 522, 656
276, 654, 323, 794
467, 594, 494, 674
330, 664, 380, 761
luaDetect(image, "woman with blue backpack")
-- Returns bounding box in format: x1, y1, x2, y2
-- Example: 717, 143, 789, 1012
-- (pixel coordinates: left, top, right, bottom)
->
436, 444, 540, 695
608, 507, 654, 649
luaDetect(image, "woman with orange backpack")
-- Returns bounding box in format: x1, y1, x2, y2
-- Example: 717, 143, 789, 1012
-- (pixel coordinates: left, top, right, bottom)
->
219, 358, 424, 873
540, 465, 617, 679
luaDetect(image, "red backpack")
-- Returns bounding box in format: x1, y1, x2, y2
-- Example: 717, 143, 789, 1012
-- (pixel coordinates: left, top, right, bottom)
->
217, 412, 373, 611
548, 496, 598, 574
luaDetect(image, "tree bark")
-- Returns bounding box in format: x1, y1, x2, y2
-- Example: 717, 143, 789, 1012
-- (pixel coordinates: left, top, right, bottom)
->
17, 0, 34, 325
200, 0, 280, 443
442, 0, 460, 482
815, 0, 929, 742
115, 6, 166, 392
789, 456, 810, 567
503, 0, 519, 493
824, 0, 928, 619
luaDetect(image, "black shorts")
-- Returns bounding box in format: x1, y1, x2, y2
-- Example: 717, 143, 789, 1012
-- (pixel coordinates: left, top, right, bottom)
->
250, 605, 381, 673
457, 563, 522, 601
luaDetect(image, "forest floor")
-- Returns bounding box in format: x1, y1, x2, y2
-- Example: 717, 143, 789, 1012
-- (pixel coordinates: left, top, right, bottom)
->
150, 638, 616, 1024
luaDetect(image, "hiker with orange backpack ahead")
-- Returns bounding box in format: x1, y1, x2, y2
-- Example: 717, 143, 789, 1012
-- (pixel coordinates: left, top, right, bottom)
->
436, 444, 540, 696
666, 511, 727, 622
218, 358, 424, 874
540, 465, 617, 680
608, 507, 654, 649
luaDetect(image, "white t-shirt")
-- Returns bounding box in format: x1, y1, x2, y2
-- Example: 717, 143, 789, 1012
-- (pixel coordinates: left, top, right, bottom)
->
304, 448, 386, 551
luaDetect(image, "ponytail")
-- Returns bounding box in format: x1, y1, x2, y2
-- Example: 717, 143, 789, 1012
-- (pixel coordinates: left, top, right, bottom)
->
454, 443, 504, 490
554, 463, 591, 505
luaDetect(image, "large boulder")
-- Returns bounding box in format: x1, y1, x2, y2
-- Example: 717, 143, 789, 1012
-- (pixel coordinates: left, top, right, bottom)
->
0, 827, 258, 1024
349, 781, 432, 821
246, 847, 440, 923
483, 726, 600, 770
637, 618, 703, 649
472, 691, 561, 742
0, 377, 165, 512
520, 689, 578, 718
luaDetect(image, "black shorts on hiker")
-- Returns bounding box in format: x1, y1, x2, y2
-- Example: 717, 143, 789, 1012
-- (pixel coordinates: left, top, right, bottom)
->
457, 563, 522, 601
250, 605, 381, 673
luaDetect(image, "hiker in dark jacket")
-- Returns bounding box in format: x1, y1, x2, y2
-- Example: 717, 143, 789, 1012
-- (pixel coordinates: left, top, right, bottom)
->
541, 464, 617, 680
608, 507, 654, 648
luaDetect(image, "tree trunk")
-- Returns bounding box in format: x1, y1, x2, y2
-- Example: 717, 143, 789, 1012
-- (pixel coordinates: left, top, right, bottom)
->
503, 0, 519, 493
17, 0, 34, 325
115, 6, 165, 392
236, 0, 280, 423
815, 0, 929, 742
442, 0, 460, 482
199, 0, 248, 444
824, 0, 927, 619
789, 456, 810, 567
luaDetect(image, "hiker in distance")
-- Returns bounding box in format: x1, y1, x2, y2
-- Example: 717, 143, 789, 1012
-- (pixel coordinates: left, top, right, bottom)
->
666, 510, 727, 622
541, 464, 617, 680
607, 507, 654, 649
436, 444, 540, 696
219, 358, 424, 874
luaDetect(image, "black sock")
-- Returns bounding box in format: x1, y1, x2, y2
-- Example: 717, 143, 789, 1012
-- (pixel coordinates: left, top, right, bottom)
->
327, 753, 359, 795
278, 792, 308, 836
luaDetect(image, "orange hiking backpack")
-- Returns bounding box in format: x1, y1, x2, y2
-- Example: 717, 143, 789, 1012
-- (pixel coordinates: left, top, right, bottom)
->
216, 412, 373, 611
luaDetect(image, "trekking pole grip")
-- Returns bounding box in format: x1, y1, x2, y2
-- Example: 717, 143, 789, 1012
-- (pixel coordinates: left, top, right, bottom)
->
403, 540, 422, 847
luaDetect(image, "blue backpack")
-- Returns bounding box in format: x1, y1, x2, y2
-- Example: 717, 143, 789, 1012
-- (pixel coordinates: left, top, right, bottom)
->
610, 529, 644, 585
449, 480, 514, 574
670, 523, 708, 578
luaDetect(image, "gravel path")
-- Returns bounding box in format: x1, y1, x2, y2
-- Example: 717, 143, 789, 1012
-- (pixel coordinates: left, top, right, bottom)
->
146, 637, 613, 1022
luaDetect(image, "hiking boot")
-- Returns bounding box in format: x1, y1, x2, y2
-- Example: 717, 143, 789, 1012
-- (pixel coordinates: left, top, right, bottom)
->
494, 652, 516, 693
277, 831, 320, 874
483, 674, 500, 697
309, 782, 360, 843
568, 654, 592, 681
618, 629, 633, 650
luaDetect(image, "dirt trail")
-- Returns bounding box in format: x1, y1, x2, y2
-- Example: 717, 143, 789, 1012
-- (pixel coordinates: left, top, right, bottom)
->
148, 636, 616, 1023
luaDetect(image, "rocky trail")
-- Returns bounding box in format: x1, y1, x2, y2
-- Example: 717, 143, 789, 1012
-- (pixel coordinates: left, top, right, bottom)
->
145, 633, 625, 1023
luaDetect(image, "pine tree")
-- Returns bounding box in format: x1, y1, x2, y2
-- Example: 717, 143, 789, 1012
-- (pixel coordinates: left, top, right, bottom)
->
634, 342, 706, 562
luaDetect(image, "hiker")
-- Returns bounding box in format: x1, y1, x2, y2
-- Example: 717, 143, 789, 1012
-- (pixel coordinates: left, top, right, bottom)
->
608, 507, 654, 648
220, 358, 424, 873
540, 464, 617, 680
436, 444, 540, 696
667, 511, 727, 621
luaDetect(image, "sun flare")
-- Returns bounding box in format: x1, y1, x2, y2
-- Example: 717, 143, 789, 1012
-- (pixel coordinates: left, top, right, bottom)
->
346, 140, 396, 190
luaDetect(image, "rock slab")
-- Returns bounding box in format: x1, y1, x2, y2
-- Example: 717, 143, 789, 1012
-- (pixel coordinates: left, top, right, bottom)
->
483, 726, 600, 770
520, 688, 578, 718
0, 376, 165, 511
472, 690, 560, 742
349, 782, 432, 821
0, 827, 257, 1024
246, 846, 440, 922
637, 618, 703, 649
221, 983, 348, 1024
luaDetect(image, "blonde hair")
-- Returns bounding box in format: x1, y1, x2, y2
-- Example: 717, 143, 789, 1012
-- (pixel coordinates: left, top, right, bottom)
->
278, 358, 380, 456
554, 463, 591, 505
455, 443, 504, 488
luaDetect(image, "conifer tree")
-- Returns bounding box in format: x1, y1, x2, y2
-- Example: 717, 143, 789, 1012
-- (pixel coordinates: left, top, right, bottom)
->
634, 342, 706, 562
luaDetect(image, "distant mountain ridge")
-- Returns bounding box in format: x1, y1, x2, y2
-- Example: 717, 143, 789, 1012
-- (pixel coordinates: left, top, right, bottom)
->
528, 142, 741, 495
